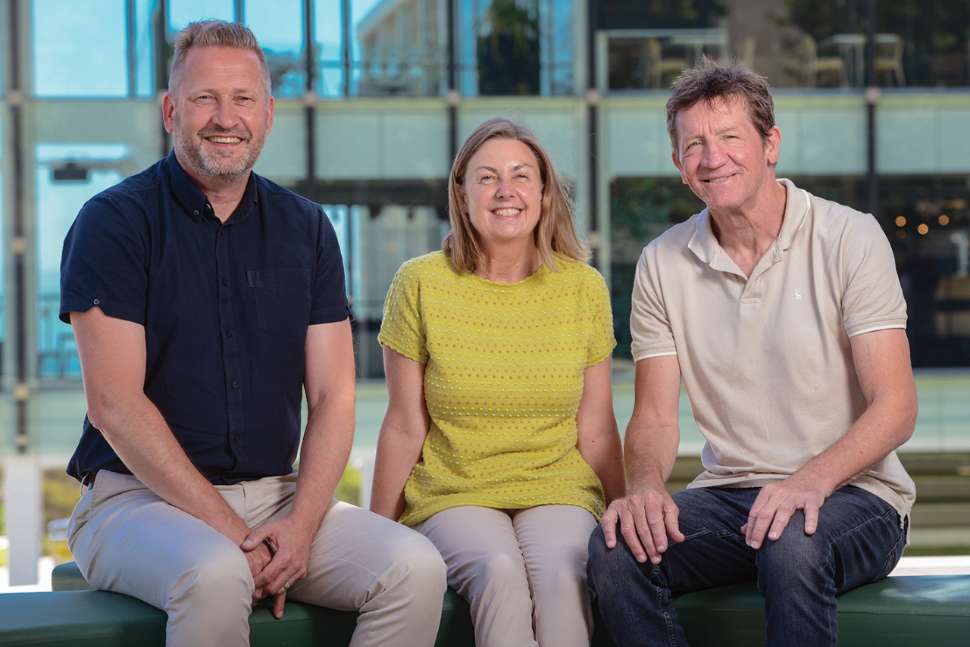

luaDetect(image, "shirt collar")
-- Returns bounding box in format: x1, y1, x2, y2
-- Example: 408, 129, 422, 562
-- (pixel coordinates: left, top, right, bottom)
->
164, 150, 259, 224
686, 178, 809, 271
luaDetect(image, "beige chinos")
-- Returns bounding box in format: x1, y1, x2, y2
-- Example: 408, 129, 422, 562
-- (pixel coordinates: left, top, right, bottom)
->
416, 504, 598, 647
68, 470, 447, 647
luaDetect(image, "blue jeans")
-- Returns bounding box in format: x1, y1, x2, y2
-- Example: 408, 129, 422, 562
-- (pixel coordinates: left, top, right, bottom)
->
587, 485, 905, 647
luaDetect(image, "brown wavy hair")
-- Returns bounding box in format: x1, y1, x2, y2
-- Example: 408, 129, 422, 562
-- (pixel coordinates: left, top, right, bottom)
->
443, 118, 588, 273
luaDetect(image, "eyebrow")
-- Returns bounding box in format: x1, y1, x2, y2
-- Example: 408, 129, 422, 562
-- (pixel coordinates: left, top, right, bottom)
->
472, 163, 536, 172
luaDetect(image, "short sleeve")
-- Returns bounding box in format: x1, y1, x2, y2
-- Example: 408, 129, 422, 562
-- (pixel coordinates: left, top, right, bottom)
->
841, 213, 907, 337
629, 244, 677, 361
378, 261, 428, 364
586, 271, 617, 366
310, 208, 351, 324
59, 195, 148, 325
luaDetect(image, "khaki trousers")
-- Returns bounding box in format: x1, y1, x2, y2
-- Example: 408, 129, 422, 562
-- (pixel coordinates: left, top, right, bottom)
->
68, 470, 447, 647
416, 504, 598, 647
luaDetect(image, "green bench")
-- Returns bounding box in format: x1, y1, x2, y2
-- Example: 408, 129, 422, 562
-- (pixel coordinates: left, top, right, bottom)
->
0, 562, 965, 646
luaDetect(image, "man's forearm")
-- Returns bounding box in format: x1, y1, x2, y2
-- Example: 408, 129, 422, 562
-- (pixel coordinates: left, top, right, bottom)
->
289, 392, 356, 533
94, 393, 251, 543
794, 395, 916, 495
624, 416, 680, 490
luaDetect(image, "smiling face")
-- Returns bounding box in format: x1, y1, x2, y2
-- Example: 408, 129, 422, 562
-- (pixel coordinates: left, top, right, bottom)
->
672, 95, 780, 216
163, 46, 274, 185
461, 137, 544, 252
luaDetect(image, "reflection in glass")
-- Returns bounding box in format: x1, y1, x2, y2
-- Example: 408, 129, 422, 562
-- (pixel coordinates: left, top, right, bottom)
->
457, 0, 574, 96
245, 0, 306, 97
540, 0, 575, 95
35, 144, 127, 380
168, 0, 234, 31
315, 0, 344, 96
134, 0, 161, 97
32, 0, 128, 97
354, 0, 445, 97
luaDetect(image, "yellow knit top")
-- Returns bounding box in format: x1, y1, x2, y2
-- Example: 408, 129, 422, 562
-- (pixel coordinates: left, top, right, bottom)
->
378, 251, 616, 527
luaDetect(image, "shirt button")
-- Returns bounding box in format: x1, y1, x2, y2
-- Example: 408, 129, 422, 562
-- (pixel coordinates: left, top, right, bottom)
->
231, 380, 240, 389
221, 277, 229, 287
193, 210, 199, 216
225, 329, 233, 338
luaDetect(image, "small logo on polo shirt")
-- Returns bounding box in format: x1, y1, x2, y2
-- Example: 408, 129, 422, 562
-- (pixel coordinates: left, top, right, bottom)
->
794, 289, 803, 301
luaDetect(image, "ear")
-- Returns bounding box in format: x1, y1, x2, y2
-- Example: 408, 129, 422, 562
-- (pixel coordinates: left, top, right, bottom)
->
161, 92, 176, 134
764, 125, 782, 167
671, 148, 688, 185
266, 95, 276, 134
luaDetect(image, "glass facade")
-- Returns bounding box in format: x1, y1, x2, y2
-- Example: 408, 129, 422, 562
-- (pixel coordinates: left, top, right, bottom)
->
600, 0, 970, 92
1, 0, 968, 457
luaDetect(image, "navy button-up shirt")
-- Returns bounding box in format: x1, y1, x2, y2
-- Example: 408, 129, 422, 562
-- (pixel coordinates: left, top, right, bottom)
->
60, 152, 350, 484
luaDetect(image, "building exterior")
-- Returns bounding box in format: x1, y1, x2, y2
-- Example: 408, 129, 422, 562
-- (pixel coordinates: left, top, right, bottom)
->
1, 0, 969, 582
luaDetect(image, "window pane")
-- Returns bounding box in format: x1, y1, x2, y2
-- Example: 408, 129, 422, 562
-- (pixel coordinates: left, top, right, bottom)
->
354, 0, 446, 97
245, 0, 306, 97
458, 0, 572, 97
134, 0, 160, 97
32, 0, 128, 97
877, 0, 970, 87
168, 0, 234, 31
35, 144, 126, 380
314, 0, 344, 96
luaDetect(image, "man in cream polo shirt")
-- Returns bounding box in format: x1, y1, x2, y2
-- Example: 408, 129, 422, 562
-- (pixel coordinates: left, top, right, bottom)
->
588, 61, 917, 647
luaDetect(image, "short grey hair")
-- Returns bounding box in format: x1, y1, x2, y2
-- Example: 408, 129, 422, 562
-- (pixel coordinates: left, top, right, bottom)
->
169, 20, 271, 95
666, 59, 775, 150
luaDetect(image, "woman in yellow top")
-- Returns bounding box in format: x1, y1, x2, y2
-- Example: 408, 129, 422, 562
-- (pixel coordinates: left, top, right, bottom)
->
371, 118, 624, 647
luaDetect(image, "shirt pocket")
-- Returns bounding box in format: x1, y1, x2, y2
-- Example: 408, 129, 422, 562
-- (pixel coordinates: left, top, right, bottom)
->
246, 268, 311, 337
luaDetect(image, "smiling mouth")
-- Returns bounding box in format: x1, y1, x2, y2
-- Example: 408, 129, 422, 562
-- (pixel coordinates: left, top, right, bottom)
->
702, 174, 736, 184
202, 134, 247, 145
492, 207, 523, 217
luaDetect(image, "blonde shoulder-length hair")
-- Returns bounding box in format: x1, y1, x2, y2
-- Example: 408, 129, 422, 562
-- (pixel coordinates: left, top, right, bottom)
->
443, 118, 588, 273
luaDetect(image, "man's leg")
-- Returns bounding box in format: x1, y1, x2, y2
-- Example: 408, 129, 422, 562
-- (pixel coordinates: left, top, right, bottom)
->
513, 504, 599, 647
587, 487, 758, 647
756, 485, 905, 647
416, 506, 539, 647
68, 471, 254, 647
244, 477, 446, 647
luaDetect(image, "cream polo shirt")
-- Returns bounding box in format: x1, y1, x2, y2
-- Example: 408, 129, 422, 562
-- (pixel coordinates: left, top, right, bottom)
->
630, 179, 915, 519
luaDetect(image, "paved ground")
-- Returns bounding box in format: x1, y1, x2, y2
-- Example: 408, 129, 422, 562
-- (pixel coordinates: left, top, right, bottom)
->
2, 368, 969, 459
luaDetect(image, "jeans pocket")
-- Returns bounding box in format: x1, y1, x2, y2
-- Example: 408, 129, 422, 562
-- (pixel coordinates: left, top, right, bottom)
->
879, 514, 907, 578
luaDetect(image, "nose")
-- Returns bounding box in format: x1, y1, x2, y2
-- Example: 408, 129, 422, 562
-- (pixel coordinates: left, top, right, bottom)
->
495, 176, 514, 198
211, 100, 238, 129
700, 140, 726, 168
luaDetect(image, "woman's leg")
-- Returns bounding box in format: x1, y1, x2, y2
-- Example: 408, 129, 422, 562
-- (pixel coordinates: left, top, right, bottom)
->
416, 506, 538, 647
513, 505, 599, 647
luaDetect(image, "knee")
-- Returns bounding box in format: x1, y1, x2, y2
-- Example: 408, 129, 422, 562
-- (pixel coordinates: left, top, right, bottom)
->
168, 544, 253, 608
587, 526, 641, 599
383, 532, 448, 599
478, 550, 528, 591
757, 516, 830, 590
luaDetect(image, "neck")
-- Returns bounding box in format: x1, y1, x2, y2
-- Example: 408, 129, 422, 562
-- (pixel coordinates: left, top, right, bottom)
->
710, 179, 788, 259
175, 150, 250, 223
477, 242, 540, 283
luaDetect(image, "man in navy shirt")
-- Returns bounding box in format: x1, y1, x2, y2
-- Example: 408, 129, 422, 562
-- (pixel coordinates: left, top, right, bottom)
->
60, 20, 445, 647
